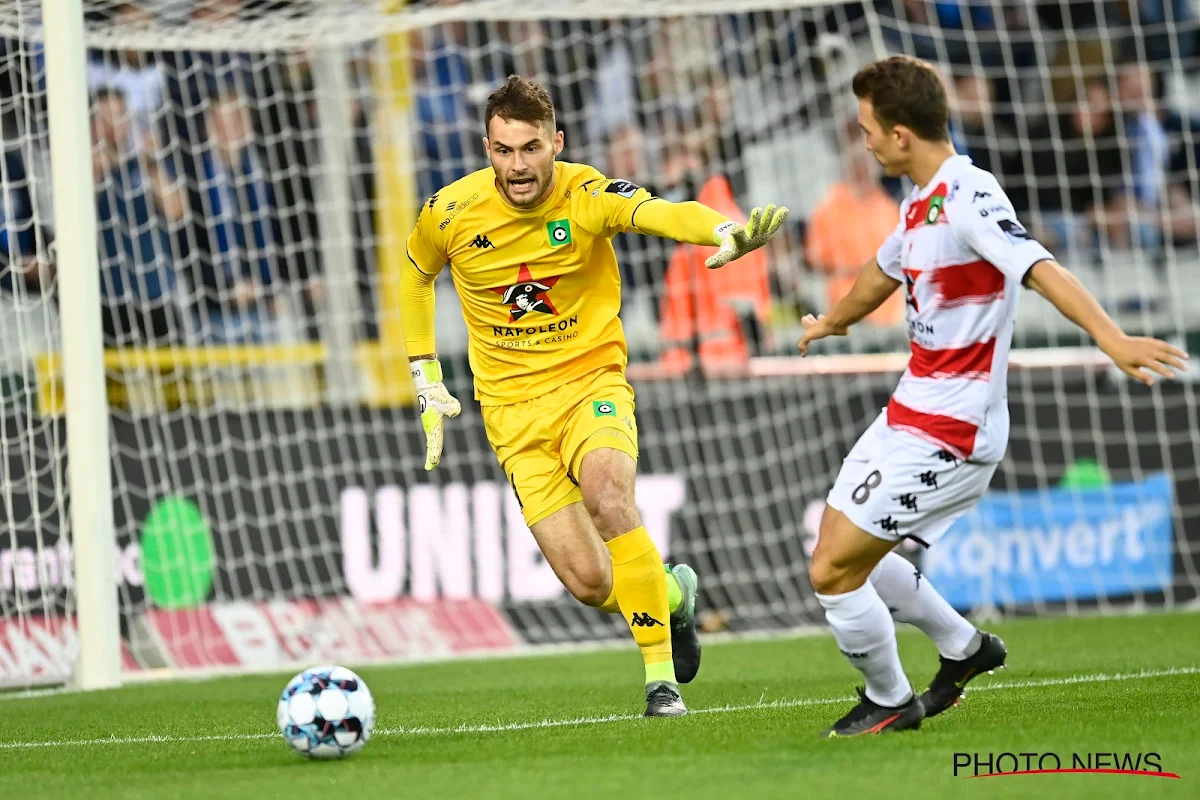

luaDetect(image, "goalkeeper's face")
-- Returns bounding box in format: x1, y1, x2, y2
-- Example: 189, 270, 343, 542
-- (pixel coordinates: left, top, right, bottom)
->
485, 117, 564, 208
858, 99, 907, 178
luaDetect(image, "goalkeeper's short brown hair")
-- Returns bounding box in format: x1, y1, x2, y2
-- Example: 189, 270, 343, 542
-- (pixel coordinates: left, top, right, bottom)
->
484, 75, 557, 134
852, 56, 951, 143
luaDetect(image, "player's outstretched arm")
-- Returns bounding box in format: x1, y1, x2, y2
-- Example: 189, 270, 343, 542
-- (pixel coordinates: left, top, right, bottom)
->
400, 243, 461, 471
798, 257, 900, 356
631, 197, 788, 267
1024, 259, 1189, 385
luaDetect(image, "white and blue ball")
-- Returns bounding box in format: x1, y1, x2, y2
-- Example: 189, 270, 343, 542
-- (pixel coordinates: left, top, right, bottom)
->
277, 665, 375, 759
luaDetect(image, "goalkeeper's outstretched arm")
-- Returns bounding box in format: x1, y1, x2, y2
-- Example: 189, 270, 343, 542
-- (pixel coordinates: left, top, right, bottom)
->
632, 198, 789, 269
1024, 259, 1188, 385
402, 203, 462, 469
797, 257, 900, 356
399, 258, 462, 471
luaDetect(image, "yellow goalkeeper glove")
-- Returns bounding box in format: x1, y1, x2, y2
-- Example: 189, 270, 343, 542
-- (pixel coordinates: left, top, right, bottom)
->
705, 204, 790, 269
410, 358, 461, 471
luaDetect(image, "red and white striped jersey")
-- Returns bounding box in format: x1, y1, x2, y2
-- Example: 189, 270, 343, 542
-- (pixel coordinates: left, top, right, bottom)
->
876, 155, 1053, 463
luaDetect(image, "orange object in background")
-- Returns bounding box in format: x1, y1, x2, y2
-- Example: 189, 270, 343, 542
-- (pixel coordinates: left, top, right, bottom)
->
657, 174, 771, 373
805, 179, 903, 325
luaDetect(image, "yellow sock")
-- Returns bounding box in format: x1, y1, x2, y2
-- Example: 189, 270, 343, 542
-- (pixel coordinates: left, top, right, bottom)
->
606, 526, 675, 685
599, 585, 620, 614
601, 566, 681, 615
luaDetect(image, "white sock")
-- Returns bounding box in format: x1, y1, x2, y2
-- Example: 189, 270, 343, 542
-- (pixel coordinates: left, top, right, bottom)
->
816, 581, 912, 707
869, 551, 980, 660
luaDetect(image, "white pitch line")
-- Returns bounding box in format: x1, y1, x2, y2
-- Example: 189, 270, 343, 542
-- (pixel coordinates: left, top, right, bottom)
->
0, 666, 1194, 751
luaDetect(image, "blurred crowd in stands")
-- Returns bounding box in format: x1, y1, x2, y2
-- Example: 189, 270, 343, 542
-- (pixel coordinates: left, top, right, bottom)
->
1, 0, 1199, 366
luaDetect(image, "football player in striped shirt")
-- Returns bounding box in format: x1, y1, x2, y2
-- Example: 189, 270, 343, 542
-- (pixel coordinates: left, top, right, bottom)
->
799, 56, 1188, 737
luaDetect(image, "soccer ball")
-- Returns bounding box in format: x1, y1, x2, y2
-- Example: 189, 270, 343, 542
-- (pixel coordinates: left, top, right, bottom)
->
277, 665, 376, 759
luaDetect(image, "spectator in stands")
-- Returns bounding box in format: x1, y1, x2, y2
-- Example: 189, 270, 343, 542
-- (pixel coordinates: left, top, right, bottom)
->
1117, 63, 1170, 205
1078, 77, 1161, 251
163, 0, 258, 120
155, 1, 325, 343
1030, 79, 1130, 251
950, 71, 1030, 212
1118, 0, 1198, 65
1117, 61, 1200, 246
412, 7, 476, 199
92, 87, 183, 346
0, 139, 53, 296
887, 0, 1036, 67
87, 2, 165, 148
586, 35, 639, 153
493, 18, 598, 153
604, 124, 659, 297
804, 122, 904, 325
252, 59, 324, 343
191, 91, 283, 344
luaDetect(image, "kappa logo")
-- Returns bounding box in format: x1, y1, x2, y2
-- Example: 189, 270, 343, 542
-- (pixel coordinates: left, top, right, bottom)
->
630, 612, 664, 628
490, 263, 561, 322
916, 470, 939, 489
972, 190, 992, 203
875, 516, 900, 534
469, 234, 494, 249
894, 493, 919, 512
427, 193, 439, 211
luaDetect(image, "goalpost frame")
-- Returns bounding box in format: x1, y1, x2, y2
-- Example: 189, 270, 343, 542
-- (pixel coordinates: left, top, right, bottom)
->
42, 0, 122, 689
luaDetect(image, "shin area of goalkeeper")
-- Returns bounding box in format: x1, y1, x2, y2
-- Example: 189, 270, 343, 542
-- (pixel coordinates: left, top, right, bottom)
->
400, 75, 788, 717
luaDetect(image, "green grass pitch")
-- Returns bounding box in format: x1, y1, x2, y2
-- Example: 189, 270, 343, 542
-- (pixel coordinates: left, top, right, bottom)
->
0, 611, 1196, 799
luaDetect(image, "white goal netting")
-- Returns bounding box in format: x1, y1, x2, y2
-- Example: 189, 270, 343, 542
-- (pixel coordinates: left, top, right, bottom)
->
1, 0, 1198, 688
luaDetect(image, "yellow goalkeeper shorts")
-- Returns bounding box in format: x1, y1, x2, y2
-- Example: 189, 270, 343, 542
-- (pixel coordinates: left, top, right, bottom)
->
482, 366, 639, 527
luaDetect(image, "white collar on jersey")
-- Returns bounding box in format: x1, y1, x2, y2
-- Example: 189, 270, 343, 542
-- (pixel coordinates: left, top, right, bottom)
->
915, 154, 974, 198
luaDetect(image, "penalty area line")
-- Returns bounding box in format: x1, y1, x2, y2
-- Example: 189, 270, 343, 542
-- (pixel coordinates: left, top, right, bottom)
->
0, 665, 1194, 750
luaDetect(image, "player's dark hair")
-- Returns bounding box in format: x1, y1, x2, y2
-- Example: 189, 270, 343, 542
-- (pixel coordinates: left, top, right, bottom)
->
484, 75, 556, 136
852, 56, 950, 143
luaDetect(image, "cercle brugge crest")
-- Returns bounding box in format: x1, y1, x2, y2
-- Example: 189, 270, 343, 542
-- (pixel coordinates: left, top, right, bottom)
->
926, 194, 945, 225
547, 219, 572, 246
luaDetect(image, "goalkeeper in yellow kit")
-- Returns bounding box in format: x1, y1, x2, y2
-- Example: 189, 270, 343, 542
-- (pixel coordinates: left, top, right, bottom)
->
402, 76, 787, 716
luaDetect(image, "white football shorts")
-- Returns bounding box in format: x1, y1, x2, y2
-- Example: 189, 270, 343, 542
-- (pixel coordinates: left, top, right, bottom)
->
826, 411, 999, 547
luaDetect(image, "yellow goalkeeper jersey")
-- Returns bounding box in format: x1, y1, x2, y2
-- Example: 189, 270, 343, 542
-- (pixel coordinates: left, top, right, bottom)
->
404, 161, 730, 405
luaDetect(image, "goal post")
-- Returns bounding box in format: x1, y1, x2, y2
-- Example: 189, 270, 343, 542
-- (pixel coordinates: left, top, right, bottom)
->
41, 0, 120, 690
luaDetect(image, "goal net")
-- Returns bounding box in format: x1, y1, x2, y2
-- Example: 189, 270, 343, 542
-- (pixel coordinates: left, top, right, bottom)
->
1, 0, 1198, 688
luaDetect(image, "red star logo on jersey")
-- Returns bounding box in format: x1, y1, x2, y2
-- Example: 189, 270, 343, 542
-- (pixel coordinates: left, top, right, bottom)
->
490, 263, 561, 322
903, 268, 922, 312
